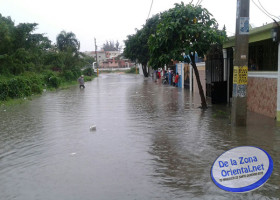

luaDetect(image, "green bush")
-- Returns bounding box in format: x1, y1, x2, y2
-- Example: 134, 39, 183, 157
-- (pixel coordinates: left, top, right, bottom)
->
31, 84, 42, 94
6, 77, 31, 98
7, 78, 22, 98
84, 76, 93, 81
29, 74, 44, 86
83, 67, 94, 76
43, 71, 55, 84
48, 76, 61, 88
71, 66, 81, 78
62, 70, 75, 81
0, 81, 9, 100
11, 64, 25, 75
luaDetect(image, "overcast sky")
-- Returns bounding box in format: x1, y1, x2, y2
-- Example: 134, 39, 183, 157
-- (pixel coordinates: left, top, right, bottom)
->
0, 0, 279, 52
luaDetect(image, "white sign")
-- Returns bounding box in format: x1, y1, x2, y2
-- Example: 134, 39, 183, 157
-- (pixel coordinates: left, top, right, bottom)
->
211, 146, 273, 193
240, 17, 249, 34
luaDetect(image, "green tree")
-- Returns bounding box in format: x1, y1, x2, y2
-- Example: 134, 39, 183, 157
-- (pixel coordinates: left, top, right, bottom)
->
56, 31, 85, 75
56, 31, 80, 52
0, 15, 53, 75
123, 14, 160, 77
148, 2, 226, 108
13, 23, 38, 50
0, 14, 15, 54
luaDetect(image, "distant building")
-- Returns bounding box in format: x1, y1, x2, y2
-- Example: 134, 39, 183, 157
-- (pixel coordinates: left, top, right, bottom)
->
105, 51, 120, 59
84, 50, 134, 68
84, 50, 106, 66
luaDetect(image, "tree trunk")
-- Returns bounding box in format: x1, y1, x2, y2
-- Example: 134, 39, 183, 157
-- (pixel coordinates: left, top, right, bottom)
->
142, 64, 149, 77
190, 54, 207, 109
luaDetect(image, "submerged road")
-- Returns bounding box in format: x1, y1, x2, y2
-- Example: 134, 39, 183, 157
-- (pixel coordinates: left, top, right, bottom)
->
0, 73, 280, 199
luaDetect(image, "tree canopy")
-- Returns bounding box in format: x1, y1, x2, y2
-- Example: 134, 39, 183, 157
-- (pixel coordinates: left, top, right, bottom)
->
56, 31, 80, 52
123, 14, 160, 77
102, 40, 120, 51
148, 2, 226, 67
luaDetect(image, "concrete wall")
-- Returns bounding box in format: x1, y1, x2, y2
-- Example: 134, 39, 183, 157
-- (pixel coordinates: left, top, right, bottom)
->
193, 63, 278, 118
247, 73, 277, 118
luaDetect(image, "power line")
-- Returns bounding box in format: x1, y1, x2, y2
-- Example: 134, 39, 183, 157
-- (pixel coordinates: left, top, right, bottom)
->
257, 0, 280, 21
251, 0, 279, 23
196, 0, 203, 6
147, 0, 154, 20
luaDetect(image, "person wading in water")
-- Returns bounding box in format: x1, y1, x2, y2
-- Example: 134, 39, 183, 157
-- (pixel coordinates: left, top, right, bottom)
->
78, 75, 85, 89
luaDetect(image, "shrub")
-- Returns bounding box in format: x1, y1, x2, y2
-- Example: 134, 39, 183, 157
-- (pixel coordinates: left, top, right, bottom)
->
83, 67, 94, 76
62, 70, 75, 81
71, 66, 81, 78
84, 76, 93, 81
43, 71, 55, 84
48, 76, 61, 88
7, 78, 22, 98
31, 84, 42, 94
7, 77, 31, 98
43, 71, 53, 79
0, 81, 9, 100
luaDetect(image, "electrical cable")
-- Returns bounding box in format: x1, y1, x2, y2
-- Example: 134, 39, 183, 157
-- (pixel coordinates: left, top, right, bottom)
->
257, 0, 280, 21
196, 0, 203, 6
251, 0, 279, 22
147, 0, 154, 20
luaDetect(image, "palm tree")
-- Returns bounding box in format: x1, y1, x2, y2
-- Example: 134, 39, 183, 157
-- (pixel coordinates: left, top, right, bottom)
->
56, 31, 80, 52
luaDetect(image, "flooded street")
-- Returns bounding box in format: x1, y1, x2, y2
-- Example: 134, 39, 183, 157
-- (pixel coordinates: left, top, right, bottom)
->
1, 73, 280, 199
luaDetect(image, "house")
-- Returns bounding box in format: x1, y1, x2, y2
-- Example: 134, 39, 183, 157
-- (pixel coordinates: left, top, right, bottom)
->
105, 51, 120, 59
101, 58, 119, 68
84, 50, 107, 66
222, 21, 280, 118
84, 50, 134, 68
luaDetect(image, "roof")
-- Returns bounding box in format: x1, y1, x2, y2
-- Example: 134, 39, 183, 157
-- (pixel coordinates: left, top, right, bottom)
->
223, 21, 280, 48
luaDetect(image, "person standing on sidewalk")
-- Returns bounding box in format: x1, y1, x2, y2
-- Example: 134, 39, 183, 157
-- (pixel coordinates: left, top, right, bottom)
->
175, 73, 179, 87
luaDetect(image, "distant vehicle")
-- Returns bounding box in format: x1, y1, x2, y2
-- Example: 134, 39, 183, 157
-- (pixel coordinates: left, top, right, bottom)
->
92, 62, 97, 72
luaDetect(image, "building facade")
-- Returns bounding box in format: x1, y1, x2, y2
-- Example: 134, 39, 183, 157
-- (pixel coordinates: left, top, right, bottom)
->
223, 21, 280, 118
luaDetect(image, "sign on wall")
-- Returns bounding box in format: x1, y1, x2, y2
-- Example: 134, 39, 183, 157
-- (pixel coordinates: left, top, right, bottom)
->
233, 66, 248, 85
232, 66, 248, 97
240, 17, 250, 34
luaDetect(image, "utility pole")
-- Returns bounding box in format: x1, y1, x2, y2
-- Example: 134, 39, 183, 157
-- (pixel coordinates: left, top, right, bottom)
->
275, 26, 280, 120
231, 0, 250, 126
94, 38, 99, 76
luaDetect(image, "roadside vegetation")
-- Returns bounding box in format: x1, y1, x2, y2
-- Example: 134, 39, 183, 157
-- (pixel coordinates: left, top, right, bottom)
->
0, 14, 95, 103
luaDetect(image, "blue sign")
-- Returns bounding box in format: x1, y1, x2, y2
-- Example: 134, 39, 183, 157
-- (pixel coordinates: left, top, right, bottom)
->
240, 17, 249, 34
211, 146, 273, 193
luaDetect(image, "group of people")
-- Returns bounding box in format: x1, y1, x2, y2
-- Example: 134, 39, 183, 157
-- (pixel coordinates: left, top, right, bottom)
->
154, 69, 180, 87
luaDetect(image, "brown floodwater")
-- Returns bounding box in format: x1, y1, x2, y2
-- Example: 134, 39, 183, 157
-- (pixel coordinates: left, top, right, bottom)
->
0, 73, 279, 199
